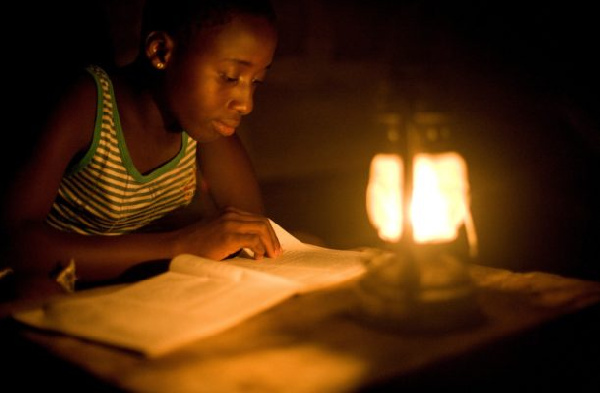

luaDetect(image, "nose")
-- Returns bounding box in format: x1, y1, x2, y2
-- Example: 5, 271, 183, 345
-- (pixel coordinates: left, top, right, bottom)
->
229, 84, 254, 115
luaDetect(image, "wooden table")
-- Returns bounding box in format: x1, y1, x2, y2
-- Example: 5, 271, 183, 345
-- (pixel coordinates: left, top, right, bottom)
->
2, 264, 600, 392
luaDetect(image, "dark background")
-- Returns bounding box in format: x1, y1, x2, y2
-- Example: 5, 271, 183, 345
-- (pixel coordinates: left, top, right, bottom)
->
4, 0, 600, 280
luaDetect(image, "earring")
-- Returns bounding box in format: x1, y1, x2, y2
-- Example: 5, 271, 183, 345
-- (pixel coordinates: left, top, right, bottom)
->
156, 62, 165, 70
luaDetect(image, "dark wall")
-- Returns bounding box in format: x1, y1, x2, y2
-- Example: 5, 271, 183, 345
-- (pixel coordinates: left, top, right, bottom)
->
6, 1, 114, 167
408, 1, 600, 279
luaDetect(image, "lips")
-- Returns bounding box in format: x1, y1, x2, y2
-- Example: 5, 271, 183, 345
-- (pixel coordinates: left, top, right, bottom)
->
213, 120, 239, 136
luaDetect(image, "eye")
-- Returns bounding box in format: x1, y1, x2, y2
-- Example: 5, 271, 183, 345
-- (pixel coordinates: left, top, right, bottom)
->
252, 78, 264, 86
220, 73, 239, 84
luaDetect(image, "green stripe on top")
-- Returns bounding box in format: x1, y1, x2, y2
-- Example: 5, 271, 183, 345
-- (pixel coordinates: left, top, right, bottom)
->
101, 67, 189, 183
66, 67, 105, 176
46, 65, 198, 235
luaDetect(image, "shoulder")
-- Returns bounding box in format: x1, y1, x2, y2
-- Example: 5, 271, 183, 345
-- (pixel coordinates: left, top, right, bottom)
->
58, 68, 99, 114
44, 69, 99, 153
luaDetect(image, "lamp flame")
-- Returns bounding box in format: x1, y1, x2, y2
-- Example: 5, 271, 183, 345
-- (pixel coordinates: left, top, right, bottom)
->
366, 152, 478, 256
366, 154, 403, 242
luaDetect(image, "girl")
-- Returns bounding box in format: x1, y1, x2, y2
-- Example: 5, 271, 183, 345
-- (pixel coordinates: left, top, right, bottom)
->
2, 0, 281, 291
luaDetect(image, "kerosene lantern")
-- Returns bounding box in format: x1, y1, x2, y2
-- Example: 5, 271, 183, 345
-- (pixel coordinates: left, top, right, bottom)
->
357, 110, 482, 331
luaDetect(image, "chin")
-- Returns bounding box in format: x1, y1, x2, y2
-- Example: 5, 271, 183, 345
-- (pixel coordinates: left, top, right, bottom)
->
195, 134, 222, 143
185, 126, 221, 143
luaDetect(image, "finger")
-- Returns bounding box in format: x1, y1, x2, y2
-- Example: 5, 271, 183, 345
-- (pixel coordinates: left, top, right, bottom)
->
235, 234, 266, 260
221, 206, 255, 217
220, 211, 281, 257
235, 223, 277, 258
268, 222, 281, 256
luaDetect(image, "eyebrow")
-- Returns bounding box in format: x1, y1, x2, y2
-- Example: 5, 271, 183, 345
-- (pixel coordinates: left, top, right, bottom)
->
225, 58, 272, 70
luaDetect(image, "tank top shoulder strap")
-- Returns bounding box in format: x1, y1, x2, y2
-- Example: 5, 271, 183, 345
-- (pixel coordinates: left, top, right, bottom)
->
66, 65, 119, 175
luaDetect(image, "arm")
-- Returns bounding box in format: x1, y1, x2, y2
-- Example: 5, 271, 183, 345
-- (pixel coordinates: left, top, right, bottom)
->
2, 75, 178, 283
137, 134, 281, 262
159, 133, 265, 226
196, 133, 265, 214
185, 133, 281, 258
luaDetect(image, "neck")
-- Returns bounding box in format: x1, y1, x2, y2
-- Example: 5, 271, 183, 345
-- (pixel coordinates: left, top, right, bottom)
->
117, 57, 158, 93
114, 58, 181, 133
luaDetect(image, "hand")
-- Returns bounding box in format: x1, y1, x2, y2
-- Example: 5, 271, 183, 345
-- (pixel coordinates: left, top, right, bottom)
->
174, 207, 281, 261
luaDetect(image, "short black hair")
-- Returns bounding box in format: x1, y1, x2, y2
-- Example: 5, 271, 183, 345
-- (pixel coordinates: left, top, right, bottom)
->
141, 0, 276, 43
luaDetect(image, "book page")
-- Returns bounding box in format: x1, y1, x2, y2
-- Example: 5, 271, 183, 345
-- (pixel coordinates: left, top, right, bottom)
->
14, 269, 299, 357
230, 245, 366, 292
169, 254, 245, 281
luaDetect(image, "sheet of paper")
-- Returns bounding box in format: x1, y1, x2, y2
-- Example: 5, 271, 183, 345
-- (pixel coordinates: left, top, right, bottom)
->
15, 270, 299, 357
230, 245, 366, 292
226, 220, 366, 291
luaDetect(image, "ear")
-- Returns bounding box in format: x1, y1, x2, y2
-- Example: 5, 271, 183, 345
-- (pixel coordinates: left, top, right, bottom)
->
145, 31, 174, 70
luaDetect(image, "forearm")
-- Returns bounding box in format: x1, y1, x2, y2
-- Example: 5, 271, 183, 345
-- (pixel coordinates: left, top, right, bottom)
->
210, 174, 265, 215
7, 222, 178, 282
197, 135, 266, 215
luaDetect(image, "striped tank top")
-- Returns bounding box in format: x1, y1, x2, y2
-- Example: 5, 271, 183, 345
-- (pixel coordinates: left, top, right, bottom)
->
46, 65, 197, 235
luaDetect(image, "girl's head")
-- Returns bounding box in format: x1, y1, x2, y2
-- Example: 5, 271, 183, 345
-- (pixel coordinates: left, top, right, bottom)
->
140, 0, 278, 142
141, 0, 277, 50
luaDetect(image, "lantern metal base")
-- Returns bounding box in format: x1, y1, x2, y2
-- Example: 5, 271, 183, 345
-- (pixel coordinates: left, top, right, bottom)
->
355, 246, 485, 333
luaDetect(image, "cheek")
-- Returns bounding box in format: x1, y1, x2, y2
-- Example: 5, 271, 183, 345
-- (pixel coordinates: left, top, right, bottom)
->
170, 79, 213, 121
168, 82, 231, 140
196, 83, 228, 113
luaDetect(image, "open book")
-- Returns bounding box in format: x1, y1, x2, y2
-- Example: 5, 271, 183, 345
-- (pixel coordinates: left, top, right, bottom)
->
13, 222, 366, 357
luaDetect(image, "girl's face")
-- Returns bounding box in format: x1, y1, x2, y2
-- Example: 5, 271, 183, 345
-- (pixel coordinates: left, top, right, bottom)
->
163, 14, 278, 142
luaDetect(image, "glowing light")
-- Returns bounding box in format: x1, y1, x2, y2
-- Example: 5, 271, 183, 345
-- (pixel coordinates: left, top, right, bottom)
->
366, 154, 403, 242
366, 152, 477, 255
411, 153, 469, 243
